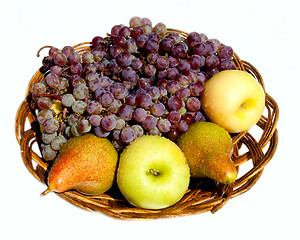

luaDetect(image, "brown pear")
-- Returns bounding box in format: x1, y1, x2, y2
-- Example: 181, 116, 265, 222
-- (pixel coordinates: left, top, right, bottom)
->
41, 133, 118, 195
177, 122, 237, 185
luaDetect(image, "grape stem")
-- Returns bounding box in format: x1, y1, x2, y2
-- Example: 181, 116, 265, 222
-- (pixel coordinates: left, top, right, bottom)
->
59, 108, 68, 134
107, 33, 117, 38
41, 94, 62, 101
36, 45, 53, 57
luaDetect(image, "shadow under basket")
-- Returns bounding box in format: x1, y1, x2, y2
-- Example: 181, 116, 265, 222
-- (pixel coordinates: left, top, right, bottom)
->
15, 29, 279, 220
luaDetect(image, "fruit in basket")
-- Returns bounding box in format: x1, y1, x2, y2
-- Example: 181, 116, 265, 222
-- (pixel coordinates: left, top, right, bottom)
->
41, 133, 118, 195
177, 122, 236, 185
201, 70, 265, 133
117, 135, 190, 209
29, 16, 239, 159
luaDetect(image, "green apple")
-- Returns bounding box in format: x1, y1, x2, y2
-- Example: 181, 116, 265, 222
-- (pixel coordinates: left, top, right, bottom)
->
201, 70, 265, 133
117, 135, 190, 210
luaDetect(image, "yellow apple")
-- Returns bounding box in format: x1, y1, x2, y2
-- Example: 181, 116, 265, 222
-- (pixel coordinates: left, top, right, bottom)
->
201, 70, 265, 133
117, 135, 190, 210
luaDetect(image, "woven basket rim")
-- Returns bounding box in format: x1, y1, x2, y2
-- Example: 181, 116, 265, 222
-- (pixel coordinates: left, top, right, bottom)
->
15, 29, 279, 220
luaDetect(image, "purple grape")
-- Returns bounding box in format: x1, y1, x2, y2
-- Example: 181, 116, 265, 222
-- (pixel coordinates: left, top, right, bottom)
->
193, 43, 206, 56
110, 45, 124, 58
111, 24, 123, 36
82, 52, 95, 64
167, 111, 181, 124
125, 94, 137, 106
157, 119, 171, 133
136, 35, 148, 48
177, 75, 190, 88
37, 97, 52, 109
167, 96, 183, 111
69, 52, 81, 65
189, 82, 204, 96
87, 100, 102, 115
121, 67, 138, 82
141, 17, 152, 26
144, 64, 156, 77
142, 115, 157, 130
53, 52, 67, 66
205, 55, 220, 69
177, 59, 191, 74
101, 115, 117, 131
116, 52, 133, 67
145, 40, 160, 53
119, 26, 131, 38
190, 54, 205, 70
109, 59, 122, 74
160, 37, 175, 52
99, 91, 114, 107
99, 76, 113, 89
187, 32, 202, 47
45, 73, 60, 89
166, 80, 180, 94
92, 36, 105, 49
218, 45, 234, 60
186, 97, 201, 112
137, 77, 153, 89
124, 38, 138, 53
146, 86, 160, 100
136, 92, 152, 107
113, 36, 126, 47
131, 58, 143, 69
176, 87, 191, 100
43, 119, 59, 134
168, 56, 179, 67
32, 83, 46, 96
176, 120, 189, 133
94, 126, 110, 138
206, 67, 219, 77
70, 63, 83, 75
204, 40, 216, 56
50, 65, 62, 76
166, 67, 179, 80
110, 82, 127, 99
120, 127, 135, 143
118, 104, 134, 121
171, 42, 188, 58
182, 113, 195, 125
156, 57, 169, 71
89, 115, 101, 126
131, 27, 144, 39
156, 79, 169, 89
167, 128, 180, 140
49, 47, 59, 58
151, 103, 165, 117
219, 59, 236, 70
133, 108, 147, 122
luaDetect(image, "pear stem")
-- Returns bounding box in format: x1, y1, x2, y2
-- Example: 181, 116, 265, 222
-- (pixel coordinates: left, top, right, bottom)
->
149, 168, 159, 176
41, 188, 52, 196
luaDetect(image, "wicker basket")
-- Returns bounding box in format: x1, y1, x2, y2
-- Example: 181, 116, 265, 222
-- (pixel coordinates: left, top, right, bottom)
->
15, 29, 279, 220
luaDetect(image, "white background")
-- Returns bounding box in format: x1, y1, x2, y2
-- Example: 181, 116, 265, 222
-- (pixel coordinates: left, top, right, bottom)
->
1, 0, 299, 239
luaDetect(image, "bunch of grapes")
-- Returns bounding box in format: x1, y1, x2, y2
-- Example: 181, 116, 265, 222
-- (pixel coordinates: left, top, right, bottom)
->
30, 16, 236, 161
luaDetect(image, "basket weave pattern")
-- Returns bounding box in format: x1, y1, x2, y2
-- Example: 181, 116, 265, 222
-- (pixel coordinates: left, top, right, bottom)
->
15, 30, 279, 220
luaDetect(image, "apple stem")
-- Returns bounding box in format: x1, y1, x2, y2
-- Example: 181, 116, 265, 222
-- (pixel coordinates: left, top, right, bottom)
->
149, 168, 159, 176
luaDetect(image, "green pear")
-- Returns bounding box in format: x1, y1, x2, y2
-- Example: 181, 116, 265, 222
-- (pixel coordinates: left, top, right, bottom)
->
177, 122, 237, 185
41, 133, 118, 195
